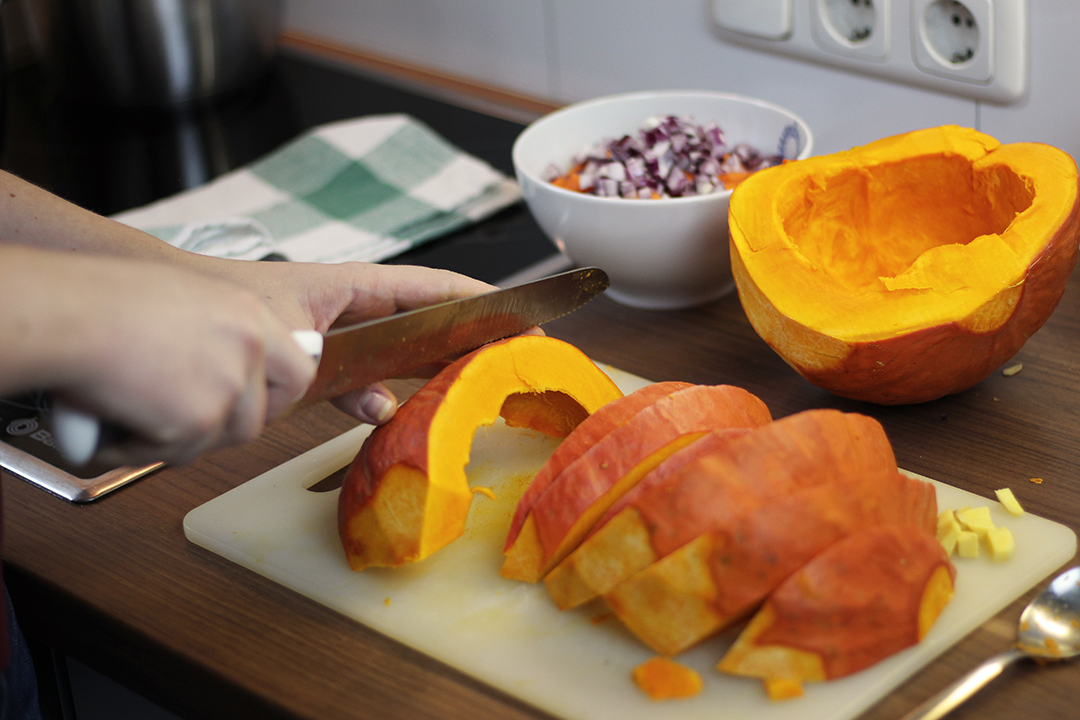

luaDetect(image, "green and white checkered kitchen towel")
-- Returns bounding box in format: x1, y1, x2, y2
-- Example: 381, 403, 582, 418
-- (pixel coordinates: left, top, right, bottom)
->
113, 114, 522, 263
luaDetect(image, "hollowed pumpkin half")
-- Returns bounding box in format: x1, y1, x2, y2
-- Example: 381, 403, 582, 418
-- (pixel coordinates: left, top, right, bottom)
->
729, 125, 1080, 404
338, 335, 623, 570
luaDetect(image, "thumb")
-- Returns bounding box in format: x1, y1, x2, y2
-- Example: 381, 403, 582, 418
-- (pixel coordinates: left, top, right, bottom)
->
330, 383, 398, 425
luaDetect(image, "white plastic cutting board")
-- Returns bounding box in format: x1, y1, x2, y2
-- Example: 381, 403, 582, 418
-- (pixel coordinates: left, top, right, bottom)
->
185, 367, 1077, 720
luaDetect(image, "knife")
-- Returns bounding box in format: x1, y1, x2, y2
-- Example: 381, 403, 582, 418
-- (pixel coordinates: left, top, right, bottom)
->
52, 266, 609, 465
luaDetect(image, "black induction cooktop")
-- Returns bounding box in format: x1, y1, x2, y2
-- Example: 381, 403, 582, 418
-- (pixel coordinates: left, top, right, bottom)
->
0, 393, 162, 502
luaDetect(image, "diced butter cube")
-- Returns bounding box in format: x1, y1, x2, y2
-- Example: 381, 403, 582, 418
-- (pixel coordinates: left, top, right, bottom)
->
764, 677, 804, 701
936, 510, 960, 539
995, 488, 1025, 517
939, 523, 962, 557
957, 530, 980, 559
956, 506, 995, 538
937, 510, 962, 555
986, 526, 1015, 561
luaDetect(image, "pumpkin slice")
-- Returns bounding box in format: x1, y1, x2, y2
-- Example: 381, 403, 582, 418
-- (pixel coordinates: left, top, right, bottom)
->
544, 427, 752, 609
605, 469, 937, 656
504, 381, 692, 551
337, 335, 623, 570
718, 525, 955, 685
500, 384, 772, 582
729, 125, 1080, 404
545, 410, 897, 610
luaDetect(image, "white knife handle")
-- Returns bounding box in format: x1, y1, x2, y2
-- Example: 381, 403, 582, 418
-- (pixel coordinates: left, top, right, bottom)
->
292, 329, 324, 360
52, 330, 325, 466
52, 402, 100, 466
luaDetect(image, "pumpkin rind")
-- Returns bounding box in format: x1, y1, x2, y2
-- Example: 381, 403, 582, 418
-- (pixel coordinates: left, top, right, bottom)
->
730, 125, 1080, 404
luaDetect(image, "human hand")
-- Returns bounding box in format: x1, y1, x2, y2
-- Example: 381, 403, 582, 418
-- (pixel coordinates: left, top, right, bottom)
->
1, 247, 316, 466
186, 259, 523, 426
0, 172, 518, 460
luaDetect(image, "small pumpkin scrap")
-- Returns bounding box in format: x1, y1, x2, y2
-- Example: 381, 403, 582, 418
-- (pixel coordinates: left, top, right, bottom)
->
337, 335, 623, 570
729, 125, 1080, 404
632, 656, 703, 700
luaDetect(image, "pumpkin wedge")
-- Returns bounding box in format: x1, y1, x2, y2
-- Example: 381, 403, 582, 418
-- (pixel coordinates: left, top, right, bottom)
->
338, 335, 623, 570
729, 125, 1080, 404
544, 410, 897, 610
543, 427, 752, 609
605, 469, 937, 656
501, 384, 772, 582
718, 525, 955, 687
504, 381, 693, 551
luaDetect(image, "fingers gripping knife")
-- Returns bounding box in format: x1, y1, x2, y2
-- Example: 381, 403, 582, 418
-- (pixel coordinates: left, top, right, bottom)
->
52, 268, 610, 465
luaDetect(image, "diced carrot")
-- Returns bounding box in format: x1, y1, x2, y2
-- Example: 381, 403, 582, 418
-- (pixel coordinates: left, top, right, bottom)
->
718, 171, 754, 190
551, 173, 581, 192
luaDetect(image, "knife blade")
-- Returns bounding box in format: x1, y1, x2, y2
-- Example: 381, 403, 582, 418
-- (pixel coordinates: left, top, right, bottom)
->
52, 267, 609, 465
296, 266, 608, 405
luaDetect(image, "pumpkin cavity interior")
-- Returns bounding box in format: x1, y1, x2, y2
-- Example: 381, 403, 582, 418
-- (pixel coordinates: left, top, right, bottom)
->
782, 154, 1034, 293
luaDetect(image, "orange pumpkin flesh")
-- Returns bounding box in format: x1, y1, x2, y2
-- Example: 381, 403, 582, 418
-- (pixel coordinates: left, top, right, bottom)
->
730, 125, 1080, 404
500, 384, 772, 582
718, 525, 955, 684
605, 469, 938, 656
337, 335, 623, 570
545, 409, 898, 610
632, 657, 703, 700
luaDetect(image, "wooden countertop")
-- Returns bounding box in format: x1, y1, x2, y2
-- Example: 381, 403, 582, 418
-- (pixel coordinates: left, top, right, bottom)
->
5, 274, 1080, 720
3, 46, 1079, 720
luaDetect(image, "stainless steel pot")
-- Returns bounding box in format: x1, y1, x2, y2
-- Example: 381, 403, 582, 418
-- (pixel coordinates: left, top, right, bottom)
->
72, 0, 282, 106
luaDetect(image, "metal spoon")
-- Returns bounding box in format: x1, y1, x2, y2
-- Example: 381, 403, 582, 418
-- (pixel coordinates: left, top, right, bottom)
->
901, 565, 1080, 720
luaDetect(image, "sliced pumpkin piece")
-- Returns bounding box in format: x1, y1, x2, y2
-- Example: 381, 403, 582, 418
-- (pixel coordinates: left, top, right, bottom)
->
543, 426, 753, 610
729, 125, 1080, 404
503, 382, 692, 551
546, 409, 898, 610
718, 525, 955, 683
605, 469, 938, 656
337, 335, 623, 570
501, 384, 772, 582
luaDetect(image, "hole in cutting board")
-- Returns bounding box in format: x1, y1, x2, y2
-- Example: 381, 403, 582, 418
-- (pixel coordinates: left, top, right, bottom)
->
306, 465, 347, 493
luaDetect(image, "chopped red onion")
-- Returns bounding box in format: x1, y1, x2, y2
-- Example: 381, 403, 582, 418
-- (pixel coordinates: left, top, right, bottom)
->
545, 114, 784, 199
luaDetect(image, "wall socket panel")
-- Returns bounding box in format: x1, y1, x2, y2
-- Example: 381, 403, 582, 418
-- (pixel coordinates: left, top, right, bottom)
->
711, 0, 1027, 104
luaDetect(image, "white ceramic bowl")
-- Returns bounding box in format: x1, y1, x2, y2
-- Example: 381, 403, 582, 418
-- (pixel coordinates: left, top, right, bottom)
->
513, 90, 813, 310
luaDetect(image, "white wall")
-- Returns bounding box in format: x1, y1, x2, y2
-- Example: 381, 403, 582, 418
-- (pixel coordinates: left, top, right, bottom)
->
282, 0, 553, 99
283, 0, 1080, 158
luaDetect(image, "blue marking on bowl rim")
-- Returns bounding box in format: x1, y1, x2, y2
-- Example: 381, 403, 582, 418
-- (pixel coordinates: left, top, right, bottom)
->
777, 123, 803, 160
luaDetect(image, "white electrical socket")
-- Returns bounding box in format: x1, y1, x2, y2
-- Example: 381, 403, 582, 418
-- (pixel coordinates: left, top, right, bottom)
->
811, 0, 890, 60
710, 0, 1027, 103
912, 0, 991, 82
